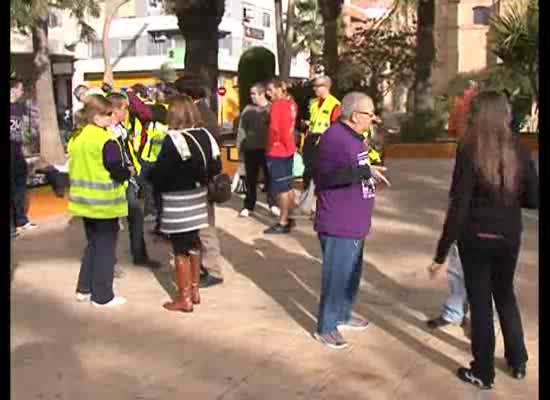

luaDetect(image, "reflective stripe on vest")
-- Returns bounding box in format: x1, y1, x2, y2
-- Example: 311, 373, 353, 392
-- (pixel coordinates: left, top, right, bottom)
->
309, 95, 341, 134
68, 124, 128, 219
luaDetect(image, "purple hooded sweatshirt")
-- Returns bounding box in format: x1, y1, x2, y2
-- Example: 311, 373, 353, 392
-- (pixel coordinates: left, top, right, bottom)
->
314, 121, 376, 239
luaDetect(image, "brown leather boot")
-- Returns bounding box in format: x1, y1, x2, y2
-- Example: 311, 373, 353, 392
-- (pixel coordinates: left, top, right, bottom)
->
190, 252, 201, 305
163, 255, 193, 312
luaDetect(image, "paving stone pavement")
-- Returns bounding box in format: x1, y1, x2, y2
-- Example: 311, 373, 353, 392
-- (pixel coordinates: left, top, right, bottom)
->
11, 159, 538, 400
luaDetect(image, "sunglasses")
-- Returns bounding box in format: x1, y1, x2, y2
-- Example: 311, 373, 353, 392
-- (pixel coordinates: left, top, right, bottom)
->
102, 111, 114, 117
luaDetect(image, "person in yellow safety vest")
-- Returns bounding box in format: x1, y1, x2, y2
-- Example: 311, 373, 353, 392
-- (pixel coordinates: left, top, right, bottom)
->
68, 95, 132, 307
140, 103, 169, 230
107, 93, 161, 269
302, 76, 342, 191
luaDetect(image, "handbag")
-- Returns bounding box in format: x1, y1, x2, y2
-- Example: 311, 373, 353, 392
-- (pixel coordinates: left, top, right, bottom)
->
182, 130, 232, 204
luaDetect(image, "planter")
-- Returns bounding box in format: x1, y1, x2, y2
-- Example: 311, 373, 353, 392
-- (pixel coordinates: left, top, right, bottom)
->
384, 142, 458, 159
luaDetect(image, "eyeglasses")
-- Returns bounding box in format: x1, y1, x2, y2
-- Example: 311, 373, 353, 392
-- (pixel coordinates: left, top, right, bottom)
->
313, 84, 326, 88
355, 110, 375, 118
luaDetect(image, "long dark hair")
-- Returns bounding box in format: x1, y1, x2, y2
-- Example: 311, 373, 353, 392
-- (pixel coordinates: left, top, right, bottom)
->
462, 90, 520, 202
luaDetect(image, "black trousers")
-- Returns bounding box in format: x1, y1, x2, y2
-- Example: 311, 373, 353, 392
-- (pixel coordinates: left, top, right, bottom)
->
243, 149, 275, 211
302, 133, 321, 190
458, 236, 528, 383
76, 218, 119, 304
127, 184, 148, 263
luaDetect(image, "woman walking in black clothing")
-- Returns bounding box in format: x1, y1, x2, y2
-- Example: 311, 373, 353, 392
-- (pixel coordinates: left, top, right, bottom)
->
148, 96, 222, 312
428, 91, 538, 389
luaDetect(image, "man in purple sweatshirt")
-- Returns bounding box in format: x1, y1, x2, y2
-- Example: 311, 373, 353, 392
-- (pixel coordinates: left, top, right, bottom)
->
313, 92, 385, 349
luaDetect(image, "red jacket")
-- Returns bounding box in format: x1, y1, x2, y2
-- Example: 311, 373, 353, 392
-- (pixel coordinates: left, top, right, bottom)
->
266, 98, 297, 158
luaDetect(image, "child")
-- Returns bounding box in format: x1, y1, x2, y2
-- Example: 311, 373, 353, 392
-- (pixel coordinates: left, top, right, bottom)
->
69, 95, 133, 307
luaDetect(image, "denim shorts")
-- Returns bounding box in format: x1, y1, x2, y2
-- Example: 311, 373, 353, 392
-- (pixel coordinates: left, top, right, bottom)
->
267, 156, 294, 194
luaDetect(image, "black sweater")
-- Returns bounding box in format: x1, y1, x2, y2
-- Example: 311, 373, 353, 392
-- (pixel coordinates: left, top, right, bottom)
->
434, 143, 538, 264
147, 128, 222, 193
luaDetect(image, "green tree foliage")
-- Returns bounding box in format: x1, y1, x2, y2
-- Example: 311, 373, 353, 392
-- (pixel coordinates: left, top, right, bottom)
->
489, 0, 538, 104
10, 0, 101, 164
237, 47, 276, 112
339, 22, 416, 113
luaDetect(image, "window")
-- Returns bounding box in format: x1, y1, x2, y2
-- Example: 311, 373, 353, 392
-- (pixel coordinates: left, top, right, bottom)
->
48, 12, 61, 28
119, 39, 137, 57
243, 6, 255, 23
90, 41, 103, 58
219, 35, 233, 56
262, 12, 271, 28
147, 35, 172, 56
473, 6, 491, 25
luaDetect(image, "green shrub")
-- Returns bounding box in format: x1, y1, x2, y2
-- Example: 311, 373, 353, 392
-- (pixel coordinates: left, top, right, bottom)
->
237, 47, 276, 112
399, 110, 446, 143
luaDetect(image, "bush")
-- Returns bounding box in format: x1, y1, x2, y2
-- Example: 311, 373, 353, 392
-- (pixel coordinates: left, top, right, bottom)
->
237, 47, 276, 112
398, 110, 446, 143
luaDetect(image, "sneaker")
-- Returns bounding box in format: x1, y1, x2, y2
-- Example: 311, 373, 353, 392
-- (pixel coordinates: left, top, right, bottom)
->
270, 206, 281, 217
338, 317, 369, 331
457, 367, 493, 390
17, 222, 38, 232
313, 330, 349, 350
239, 209, 251, 217
144, 214, 157, 223
509, 363, 527, 380
264, 223, 291, 234
75, 292, 91, 302
427, 316, 453, 329
92, 296, 127, 308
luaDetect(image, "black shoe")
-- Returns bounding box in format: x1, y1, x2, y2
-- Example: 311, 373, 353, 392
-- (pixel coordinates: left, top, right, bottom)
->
199, 272, 224, 288
264, 223, 291, 234
509, 363, 527, 380
457, 367, 493, 390
288, 218, 297, 228
426, 316, 451, 329
134, 258, 162, 270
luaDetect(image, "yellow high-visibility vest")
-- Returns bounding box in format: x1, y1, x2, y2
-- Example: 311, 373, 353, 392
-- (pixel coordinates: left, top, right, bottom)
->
141, 121, 168, 162
68, 124, 128, 219
308, 94, 341, 134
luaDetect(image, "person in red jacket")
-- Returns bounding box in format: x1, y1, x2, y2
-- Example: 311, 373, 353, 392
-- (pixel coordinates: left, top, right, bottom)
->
264, 79, 298, 234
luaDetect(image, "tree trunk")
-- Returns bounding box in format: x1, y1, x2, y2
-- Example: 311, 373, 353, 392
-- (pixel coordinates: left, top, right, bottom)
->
322, 18, 339, 81
413, 0, 436, 113
32, 16, 65, 165
274, 0, 296, 81
103, 0, 130, 87
176, 1, 225, 114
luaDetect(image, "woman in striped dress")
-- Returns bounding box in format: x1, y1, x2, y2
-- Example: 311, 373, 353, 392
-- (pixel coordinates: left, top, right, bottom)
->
147, 95, 222, 312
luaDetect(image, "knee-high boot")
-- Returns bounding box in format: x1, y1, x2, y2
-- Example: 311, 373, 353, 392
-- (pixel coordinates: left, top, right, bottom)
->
163, 255, 193, 312
190, 252, 201, 304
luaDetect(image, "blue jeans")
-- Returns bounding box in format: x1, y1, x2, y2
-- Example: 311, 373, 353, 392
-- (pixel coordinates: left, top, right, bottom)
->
76, 218, 119, 304
317, 234, 365, 335
127, 183, 148, 263
12, 167, 29, 227
441, 243, 468, 323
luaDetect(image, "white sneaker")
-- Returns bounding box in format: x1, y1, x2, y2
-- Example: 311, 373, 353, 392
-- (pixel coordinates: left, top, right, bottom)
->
270, 206, 281, 217
75, 292, 91, 302
17, 222, 38, 233
92, 296, 127, 308
239, 209, 250, 217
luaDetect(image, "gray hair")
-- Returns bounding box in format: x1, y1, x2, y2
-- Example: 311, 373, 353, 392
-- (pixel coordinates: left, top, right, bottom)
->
340, 92, 373, 120
314, 75, 332, 87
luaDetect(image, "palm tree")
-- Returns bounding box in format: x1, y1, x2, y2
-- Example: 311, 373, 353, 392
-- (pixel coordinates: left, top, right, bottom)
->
11, 0, 101, 165
164, 0, 225, 113
317, 0, 343, 81
294, 0, 324, 76
489, 0, 538, 104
